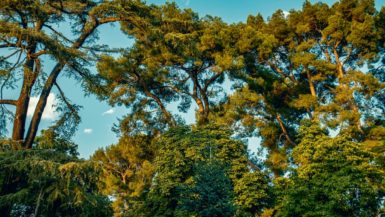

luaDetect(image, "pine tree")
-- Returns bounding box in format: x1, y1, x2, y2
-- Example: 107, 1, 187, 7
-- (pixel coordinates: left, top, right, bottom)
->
0, 0, 151, 147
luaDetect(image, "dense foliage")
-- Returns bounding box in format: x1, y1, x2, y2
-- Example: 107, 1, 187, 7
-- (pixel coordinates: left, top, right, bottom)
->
0, 135, 112, 217
277, 122, 384, 216
1, 0, 385, 216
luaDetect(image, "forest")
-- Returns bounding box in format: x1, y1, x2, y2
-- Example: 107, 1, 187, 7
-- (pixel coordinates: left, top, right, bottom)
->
1, 0, 385, 216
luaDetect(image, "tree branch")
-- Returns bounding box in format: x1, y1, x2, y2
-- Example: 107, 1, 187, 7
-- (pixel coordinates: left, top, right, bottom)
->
0, 99, 17, 105
0, 43, 17, 48
204, 72, 223, 92
276, 114, 296, 146
43, 24, 75, 44
268, 61, 295, 82
54, 82, 77, 113
30, 50, 48, 58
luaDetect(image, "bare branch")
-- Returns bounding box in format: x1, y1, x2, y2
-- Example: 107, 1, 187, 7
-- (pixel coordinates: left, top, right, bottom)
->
30, 50, 48, 58
268, 61, 294, 81
204, 72, 223, 92
54, 81, 77, 113
0, 50, 21, 61
43, 24, 75, 44
0, 43, 17, 48
0, 99, 17, 105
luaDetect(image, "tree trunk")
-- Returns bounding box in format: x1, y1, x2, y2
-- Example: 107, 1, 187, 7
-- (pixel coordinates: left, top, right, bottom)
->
196, 97, 208, 125
24, 64, 64, 148
12, 57, 37, 144
336, 61, 344, 79
190, 71, 208, 125
306, 69, 317, 98
201, 91, 210, 125
333, 44, 344, 78
24, 20, 99, 148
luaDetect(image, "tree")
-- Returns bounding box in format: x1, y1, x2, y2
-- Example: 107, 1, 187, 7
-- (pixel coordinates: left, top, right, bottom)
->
0, 0, 150, 147
137, 125, 270, 217
214, 0, 385, 176
91, 135, 155, 216
0, 140, 112, 216
176, 162, 236, 217
233, 170, 271, 215
276, 121, 385, 216
95, 46, 179, 135
2, 0, 385, 216
96, 2, 242, 134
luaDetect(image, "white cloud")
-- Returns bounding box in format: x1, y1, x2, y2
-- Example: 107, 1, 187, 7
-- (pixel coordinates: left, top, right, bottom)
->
27, 93, 58, 120
83, 128, 93, 134
283, 10, 290, 18
102, 108, 114, 115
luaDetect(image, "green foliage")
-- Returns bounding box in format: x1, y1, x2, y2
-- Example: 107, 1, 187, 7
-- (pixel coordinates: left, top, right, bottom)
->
92, 135, 155, 216
0, 149, 112, 217
212, 0, 385, 177
0, 0, 152, 148
233, 171, 271, 215
2, 0, 385, 216
94, 2, 243, 131
34, 129, 79, 157
276, 121, 385, 216
176, 162, 236, 217
95, 50, 179, 135
134, 125, 270, 217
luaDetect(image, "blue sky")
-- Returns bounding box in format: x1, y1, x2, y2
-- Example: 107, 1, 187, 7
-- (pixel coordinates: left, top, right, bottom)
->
5, 0, 385, 158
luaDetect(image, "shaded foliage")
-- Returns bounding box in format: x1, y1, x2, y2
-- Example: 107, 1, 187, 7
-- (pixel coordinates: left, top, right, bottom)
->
131, 125, 270, 217
0, 146, 112, 216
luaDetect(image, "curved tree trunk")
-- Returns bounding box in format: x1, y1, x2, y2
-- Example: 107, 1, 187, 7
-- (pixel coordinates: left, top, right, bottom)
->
24, 63, 64, 148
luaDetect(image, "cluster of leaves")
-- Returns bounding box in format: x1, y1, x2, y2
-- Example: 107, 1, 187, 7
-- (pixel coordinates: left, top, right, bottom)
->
91, 124, 385, 217
0, 141, 112, 216
94, 2, 243, 135
275, 122, 385, 216
91, 135, 156, 215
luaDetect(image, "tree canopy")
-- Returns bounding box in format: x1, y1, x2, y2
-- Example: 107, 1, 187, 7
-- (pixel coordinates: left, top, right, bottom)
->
1, 0, 385, 216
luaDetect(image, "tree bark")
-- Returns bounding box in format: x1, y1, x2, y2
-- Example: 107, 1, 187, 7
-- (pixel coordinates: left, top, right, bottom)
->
190, 71, 208, 125
306, 69, 317, 98
24, 63, 64, 148
276, 114, 295, 146
12, 54, 37, 144
10, 21, 42, 146
0, 99, 17, 105
333, 42, 344, 78
200, 90, 210, 124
